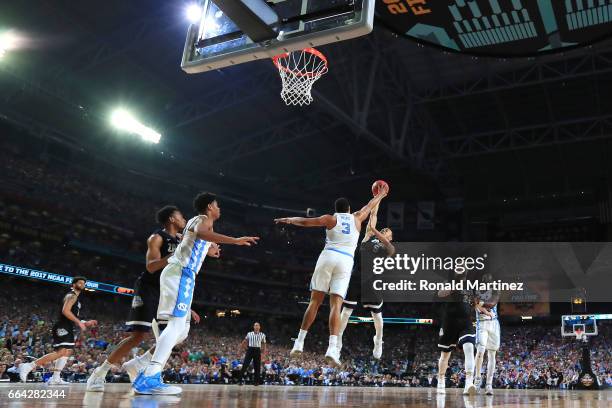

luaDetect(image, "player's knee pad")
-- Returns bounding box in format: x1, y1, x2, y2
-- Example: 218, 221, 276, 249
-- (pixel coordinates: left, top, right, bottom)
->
176, 322, 190, 345
487, 349, 496, 360
165, 316, 187, 341
476, 345, 486, 355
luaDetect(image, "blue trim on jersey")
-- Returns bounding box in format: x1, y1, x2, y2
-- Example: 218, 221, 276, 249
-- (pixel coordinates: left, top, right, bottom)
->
172, 267, 196, 317
186, 239, 207, 271
325, 248, 354, 258
192, 240, 207, 272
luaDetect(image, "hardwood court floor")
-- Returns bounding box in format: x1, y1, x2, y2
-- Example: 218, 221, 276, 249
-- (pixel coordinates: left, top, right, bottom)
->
0, 383, 610, 408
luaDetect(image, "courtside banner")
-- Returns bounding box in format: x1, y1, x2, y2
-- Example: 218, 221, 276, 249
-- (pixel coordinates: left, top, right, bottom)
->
361, 242, 612, 303
0, 262, 134, 296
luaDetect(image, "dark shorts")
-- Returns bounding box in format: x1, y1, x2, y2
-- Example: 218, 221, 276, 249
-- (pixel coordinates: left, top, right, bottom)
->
343, 279, 383, 313
52, 323, 75, 349
438, 316, 476, 352
126, 277, 161, 332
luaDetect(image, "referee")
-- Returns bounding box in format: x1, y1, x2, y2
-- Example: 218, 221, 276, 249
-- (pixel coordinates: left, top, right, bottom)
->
238, 322, 267, 386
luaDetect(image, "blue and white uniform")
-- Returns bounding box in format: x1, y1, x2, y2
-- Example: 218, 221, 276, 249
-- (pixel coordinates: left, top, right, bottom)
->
157, 215, 212, 321
310, 213, 360, 298
475, 293, 500, 351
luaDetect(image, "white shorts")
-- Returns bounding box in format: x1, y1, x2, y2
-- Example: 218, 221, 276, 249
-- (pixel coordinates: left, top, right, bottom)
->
476, 319, 500, 351
157, 263, 196, 321
310, 249, 354, 298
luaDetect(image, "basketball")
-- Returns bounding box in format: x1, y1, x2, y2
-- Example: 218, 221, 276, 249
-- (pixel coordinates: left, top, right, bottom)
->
372, 180, 389, 196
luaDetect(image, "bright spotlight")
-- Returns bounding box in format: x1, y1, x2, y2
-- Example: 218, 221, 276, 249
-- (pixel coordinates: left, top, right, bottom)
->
186, 4, 202, 23
0, 31, 18, 58
111, 109, 161, 144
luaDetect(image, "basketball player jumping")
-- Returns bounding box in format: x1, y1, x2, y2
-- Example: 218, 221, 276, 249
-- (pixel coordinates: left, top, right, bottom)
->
338, 202, 394, 359
20, 276, 97, 384
473, 278, 500, 395
87, 206, 220, 392
275, 185, 388, 367
437, 273, 478, 395
133, 192, 259, 395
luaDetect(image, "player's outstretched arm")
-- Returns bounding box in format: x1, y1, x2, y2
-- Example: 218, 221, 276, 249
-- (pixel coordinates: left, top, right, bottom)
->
274, 214, 336, 228
353, 187, 388, 225
195, 221, 259, 246
362, 202, 380, 242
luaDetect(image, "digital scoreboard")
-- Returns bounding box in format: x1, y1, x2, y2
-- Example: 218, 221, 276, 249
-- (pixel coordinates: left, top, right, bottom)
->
377, 0, 612, 56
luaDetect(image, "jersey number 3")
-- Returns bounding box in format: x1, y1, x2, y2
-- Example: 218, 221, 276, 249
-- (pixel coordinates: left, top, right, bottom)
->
341, 222, 350, 234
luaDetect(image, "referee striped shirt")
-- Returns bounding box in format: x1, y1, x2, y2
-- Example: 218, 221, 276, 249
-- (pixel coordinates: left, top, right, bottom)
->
246, 331, 266, 348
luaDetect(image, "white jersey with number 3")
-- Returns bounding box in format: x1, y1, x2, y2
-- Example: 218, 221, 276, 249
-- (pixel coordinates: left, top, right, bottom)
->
323, 213, 359, 256
310, 213, 359, 297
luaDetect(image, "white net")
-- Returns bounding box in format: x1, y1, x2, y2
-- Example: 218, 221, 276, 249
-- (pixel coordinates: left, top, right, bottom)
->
273, 48, 328, 106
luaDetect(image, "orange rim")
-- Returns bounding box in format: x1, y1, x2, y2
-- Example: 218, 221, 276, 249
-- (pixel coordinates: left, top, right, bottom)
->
272, 47, 328, 78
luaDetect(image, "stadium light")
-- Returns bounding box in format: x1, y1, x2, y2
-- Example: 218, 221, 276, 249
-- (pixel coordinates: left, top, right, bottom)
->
0, 31, 18, 59
110, 109, 161, 144
186, 4, 202, 23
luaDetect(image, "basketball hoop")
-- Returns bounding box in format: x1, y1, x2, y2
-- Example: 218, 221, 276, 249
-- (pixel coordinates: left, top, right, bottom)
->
272, 48, 328, 106
575, 327, 585, 341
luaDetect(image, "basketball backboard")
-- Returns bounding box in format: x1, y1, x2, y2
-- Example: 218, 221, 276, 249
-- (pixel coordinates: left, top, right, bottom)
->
561, 314, 598, 339
181, 0, 375, 73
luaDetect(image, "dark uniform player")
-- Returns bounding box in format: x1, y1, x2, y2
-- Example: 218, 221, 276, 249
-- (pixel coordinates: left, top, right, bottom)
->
338, 202, 394, 359
20, 276, 97, 384
88, 206, 218, 391
436, 274, 477, 395
127, 227, 182, 332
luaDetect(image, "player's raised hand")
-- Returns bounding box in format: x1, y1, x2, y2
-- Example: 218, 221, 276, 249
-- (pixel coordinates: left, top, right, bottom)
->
208, 242, 221, 258
274, 217, 292, 224
85, 320, 98, 328
235, 236, 259, 246
377, 183, 389, 197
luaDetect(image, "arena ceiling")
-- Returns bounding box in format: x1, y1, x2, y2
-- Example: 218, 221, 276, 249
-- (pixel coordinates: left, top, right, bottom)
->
2, 0, 612, 209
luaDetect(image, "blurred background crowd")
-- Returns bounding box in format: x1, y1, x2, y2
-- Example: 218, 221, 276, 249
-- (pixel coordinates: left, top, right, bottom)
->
0, 125, 610, 390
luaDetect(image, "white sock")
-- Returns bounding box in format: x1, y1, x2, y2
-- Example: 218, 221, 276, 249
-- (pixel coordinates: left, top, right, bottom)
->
338, 308, 353, 337
463, 342, 475, 383
94, 360, 112, 376
371, 312, 383, 341
297, 329, 307, 343
328, 335, 338, 348
474, 346, 485, 384
438, 352, 450, 384
52, 357, 68, 380
486, 350, 496, 386
144, 316, 186, 376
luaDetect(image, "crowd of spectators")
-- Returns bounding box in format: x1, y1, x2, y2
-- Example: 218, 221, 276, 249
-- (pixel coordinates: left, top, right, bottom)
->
1, 119, 611, 391
0, 280, 610, 389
